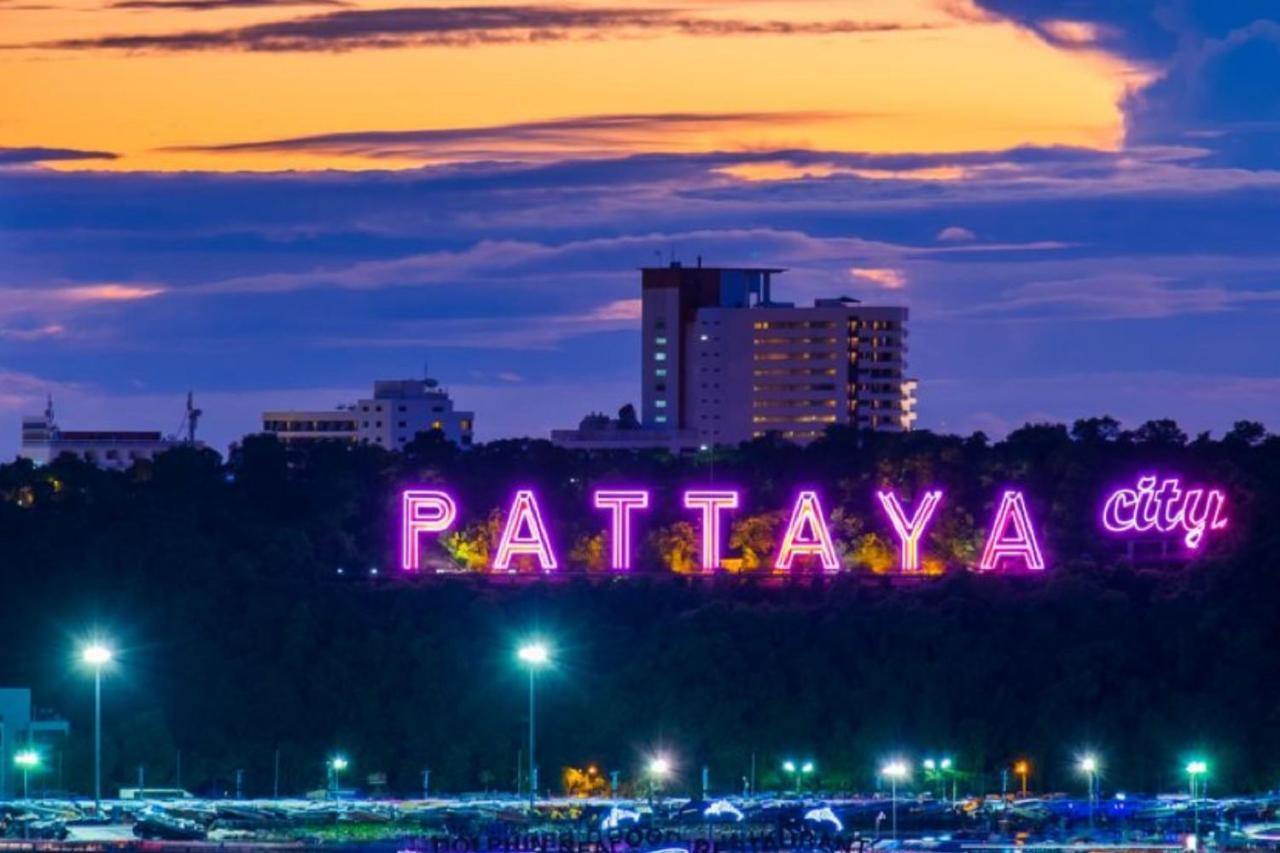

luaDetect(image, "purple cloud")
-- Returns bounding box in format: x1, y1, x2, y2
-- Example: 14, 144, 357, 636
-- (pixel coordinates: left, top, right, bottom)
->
4, 142, 1278, 458
0, 146, 118, 165
17, 5, 940, 52
110, 0, 349, 9
168, 111, 854, 161
970, 1, 1280, 165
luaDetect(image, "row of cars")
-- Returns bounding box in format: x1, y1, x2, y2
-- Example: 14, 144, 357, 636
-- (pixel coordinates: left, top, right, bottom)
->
0, 793, 1277, 846
113, 793, 1280, 844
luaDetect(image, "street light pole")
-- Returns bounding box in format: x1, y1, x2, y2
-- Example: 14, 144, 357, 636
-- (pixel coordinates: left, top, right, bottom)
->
528, 666, 536, 807
328, 756, 347, 798
881, 761, 908, 841
516, 641, 550, 809
647, 756, 671, 808
81, 643, 113, 814
891, 775, 898, 839
15, 751, 38, 800
1079, 755, 1098, 832
94, 664, 102, 807
1186, 760, 1207, 844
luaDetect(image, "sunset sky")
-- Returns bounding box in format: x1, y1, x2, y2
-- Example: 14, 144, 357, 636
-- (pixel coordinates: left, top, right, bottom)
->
1, 0, 1277, 452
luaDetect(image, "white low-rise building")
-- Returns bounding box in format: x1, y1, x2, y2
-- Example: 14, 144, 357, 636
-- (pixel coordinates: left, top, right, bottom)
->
262, 377, 474, 449
19, 395, 202, 470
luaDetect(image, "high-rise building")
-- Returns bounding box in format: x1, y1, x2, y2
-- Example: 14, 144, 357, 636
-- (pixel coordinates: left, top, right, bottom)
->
641, 263, 916, 445
262, 377, 474, 449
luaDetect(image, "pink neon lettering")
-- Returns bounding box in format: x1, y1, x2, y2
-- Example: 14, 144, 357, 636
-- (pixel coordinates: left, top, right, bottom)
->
494, 489, 558, 572
1101, 488, 1138, 531
775, 490, 839, 572
593, 489, 650, 571
1101, 475, 1228, 549
978, 490, 1045, 571
876, 489, 943, 572
683, 489, 740, 573
401, 489, 458, 571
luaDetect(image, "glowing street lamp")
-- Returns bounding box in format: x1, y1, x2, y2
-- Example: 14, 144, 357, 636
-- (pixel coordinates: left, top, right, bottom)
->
1078, 755, 1099, 830
647, 754, 673, 806
328, 756, 348, 796
923, 757, 952, 800
14, 750, 39, 800
881, 760, 909, 840
940, 758, 955, 801
782, 759, 815, 795
79, 641, 113, 812
1186, 760, 1208, 841
1014, 760, 1030, 797
517, 640, 551, 808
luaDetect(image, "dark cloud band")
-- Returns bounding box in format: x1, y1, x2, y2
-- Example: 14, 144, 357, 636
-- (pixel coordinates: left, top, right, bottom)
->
14, 4, 940, 52
110, 0, 349, 10
0, 146, 118, 164
167, 111, 856, 158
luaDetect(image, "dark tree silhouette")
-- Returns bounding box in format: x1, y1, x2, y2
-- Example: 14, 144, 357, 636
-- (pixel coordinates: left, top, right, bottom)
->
0, 420, 1275, 798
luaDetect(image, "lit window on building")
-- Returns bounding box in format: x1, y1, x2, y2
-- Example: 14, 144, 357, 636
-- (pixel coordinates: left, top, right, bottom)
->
654, 352, 667, 361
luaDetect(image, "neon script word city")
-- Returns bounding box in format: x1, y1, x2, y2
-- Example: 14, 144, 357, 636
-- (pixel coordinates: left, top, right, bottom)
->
401, 474, 1229, 574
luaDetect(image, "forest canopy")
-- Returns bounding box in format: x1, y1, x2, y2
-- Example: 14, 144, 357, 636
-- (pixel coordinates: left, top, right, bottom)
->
1, 418, 1277, 799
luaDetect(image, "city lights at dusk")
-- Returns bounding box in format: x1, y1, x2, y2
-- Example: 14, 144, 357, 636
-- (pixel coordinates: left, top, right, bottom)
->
2, 0, 1279, 850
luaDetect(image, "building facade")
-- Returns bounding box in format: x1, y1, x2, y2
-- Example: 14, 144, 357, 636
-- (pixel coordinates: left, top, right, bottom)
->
0, 688, 70, 799
642, 264, 916, 445
262, 377, 474, 449
19, 396, 202, 470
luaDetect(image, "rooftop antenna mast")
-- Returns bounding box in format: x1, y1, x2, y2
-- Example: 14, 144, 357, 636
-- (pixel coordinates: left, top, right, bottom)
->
180, 391, 202, 444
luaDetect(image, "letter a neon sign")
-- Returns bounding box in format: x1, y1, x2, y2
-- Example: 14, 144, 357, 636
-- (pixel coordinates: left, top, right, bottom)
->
494, 489, 558, 572
775, 490, 839, 572
978, 490, 1045, 571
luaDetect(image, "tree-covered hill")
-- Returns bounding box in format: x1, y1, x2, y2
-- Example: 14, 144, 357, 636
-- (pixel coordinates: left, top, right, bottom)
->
0, 419, 1276, 798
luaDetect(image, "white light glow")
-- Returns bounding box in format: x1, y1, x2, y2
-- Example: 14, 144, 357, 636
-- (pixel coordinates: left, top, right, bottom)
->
517, 642, 550, 666
81, 644, 112, 666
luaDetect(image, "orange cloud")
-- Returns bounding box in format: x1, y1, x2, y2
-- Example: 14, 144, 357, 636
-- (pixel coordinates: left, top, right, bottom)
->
57, 284, 167, 301
849, 267, 906, 289
0, 323, 67, 340
1040, 20, 1103, 46
1, 0, 1136, 172
587, 298, 642, 321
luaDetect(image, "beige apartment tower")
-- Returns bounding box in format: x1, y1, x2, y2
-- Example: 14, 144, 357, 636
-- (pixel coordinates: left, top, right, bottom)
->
641, 263, 916, 446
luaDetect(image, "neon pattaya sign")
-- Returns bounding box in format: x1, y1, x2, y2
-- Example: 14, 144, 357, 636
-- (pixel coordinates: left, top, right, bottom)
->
401, 474, 1229, 574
